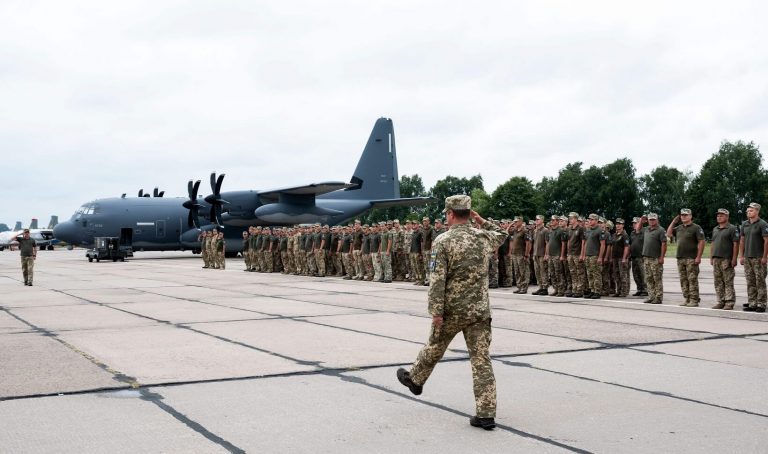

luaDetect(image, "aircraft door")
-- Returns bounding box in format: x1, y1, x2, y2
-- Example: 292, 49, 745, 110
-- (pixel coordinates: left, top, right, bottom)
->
156, 220, 166, 239
120, 228, 133, 246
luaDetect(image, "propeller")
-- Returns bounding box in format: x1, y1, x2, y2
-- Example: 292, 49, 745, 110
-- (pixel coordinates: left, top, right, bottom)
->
182, 180, 202, 227
204, 172, 228, 226
153, 187, 165, 198
138, 189, 150, 198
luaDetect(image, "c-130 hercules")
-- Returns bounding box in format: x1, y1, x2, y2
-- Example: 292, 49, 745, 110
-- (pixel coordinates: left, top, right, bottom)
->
53, 118, 433, 254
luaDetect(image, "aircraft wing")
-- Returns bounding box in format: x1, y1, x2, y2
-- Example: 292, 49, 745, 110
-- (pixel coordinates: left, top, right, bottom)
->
258, 182, 357, 203
368, 197, 436, 209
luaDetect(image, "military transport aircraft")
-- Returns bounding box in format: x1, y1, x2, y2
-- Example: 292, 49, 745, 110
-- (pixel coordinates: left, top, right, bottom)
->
53, 118, 433, 255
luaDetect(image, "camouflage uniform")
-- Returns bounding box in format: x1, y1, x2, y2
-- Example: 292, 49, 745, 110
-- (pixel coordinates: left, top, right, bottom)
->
393, 224, 407, 280
672, 219, 705, 305
567, 222, 585, 296
741, 214, 768, 309
532, 222, 549, 291
242, 233, 251, 270
583, 224, 606, 295
371, 227, 382, 281
711, 219, 739, 307
610, 228, 631, 296
510, 225, 529, 293
215, 235, 225, 269
422, 220, 435, 285
409, 211, 507, 419
381, 225, 394, 282
353, 228, 364, 280
642, 221, 667, 304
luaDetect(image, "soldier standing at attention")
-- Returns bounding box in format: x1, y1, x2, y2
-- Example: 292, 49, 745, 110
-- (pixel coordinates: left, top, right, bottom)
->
532, 215, 550, 295
510, 217, 530, 294
242, 231, 251, 271
600, 219, 614, 296
215, 231, 226, 270
667, 209, 705, 307
410, 222, 424, 285
581, 214, 606, 299
397, 195, 507, 431
710, 209, 739, 310
341, 226, 354, 280
207, 229, 218, 269
630, 217, 647, 296
610, 219, 631, 297
421, 217, 435, 285
566, 213, 585, 298
18, 229, 37, 286
200, 231, 209, 269
498, 221, 513, 288
352, 221, 364, 280
642, 213, 667, 304
393, 220, 407, 281
740, 202, 768, 312
381, 221, 394, 283
371, 224, 383, 282
545, 216, 568, 296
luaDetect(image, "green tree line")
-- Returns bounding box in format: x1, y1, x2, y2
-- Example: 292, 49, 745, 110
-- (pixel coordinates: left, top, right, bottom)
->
363, 140, 768, 234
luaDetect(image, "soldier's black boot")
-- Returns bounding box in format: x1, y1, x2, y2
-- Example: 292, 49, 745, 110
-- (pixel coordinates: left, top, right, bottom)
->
396, 368, 422, 395
469, 416, 496, 430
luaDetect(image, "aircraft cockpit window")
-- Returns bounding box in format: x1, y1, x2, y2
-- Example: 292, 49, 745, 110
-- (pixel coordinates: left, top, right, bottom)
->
75, 204, 96, 216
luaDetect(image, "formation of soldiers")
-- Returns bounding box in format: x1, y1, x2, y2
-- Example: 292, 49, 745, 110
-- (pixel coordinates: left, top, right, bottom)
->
234, 218, 448, 284
198, 229, 226, 269
488, 201, 768, 312
199, 201, 768, 314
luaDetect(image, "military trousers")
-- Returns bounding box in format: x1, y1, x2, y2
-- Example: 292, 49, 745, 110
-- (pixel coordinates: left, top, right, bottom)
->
743, 258, 767, 308
503, 255, 515, 287
677, 258, 700, 304
410, 253, 424, 282
364, 253, 374, 280
611, 260, 630, 296
314, 250, 327, 276
21, 256, 34, 284
281, 251, 290, 273
216, 251, 225, 269
643, 257, 664, 303
488, 254, 499, 287
381, 252, 393, 281
567, 255, 585, 294
342, 253, 353, 278
585, 256, 602, 294
394, 252, 407, 280
352, 250, 363, 278
712, 258, 735, 304
371, 252, 382, 281
333, 252, 343, 276
306, 251, 316, 275
422, 252, 431, 284
533, 256, 548, 288
631, 257, 646, 292
410, 318, 496, 418
243, 249, 251, 270
601, 260, 612, 295
512, 255, 529, 291
547, 255, 565, 295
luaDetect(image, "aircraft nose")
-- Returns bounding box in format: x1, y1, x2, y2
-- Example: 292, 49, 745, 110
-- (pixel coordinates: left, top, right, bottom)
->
53, 221, 78, 243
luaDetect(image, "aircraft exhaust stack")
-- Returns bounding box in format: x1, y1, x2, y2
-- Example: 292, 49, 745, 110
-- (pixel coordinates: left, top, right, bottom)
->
47, 216, 58, 229
14, 221, 22, 231
29, 219, 38, 230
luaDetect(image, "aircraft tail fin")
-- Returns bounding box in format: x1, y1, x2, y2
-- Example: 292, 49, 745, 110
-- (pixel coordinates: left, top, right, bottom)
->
323, 118, 399, 201
29, 219, 38, 230
14, 221, 22, 231
47, 216, 59, 229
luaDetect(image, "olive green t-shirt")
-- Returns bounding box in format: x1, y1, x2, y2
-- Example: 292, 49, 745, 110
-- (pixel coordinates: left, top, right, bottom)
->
630, 229, 645, 258
341, 234, 352, 253
547, 228, 567, 256
567, 227, 584, 256
642, 226, 667, 258
612, 231, 630, 259
18, 238, 36, 257
410, 230, 422, 253
584, 227, 606, 257
711, 224, 739, 259
533, 227, 549, 257
510, 228, 527, 255
362, 234, 370, 254
370, 232, 380, 252
741, 218, 768, 258
674, 223, 705, 259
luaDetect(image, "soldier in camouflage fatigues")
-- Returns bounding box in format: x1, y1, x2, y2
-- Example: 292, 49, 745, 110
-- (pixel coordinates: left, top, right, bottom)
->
509, 217, 530, 294
200, 231, 210, 268
381, 221, 394, 282
711, 209, 739, 309
667, 209, 706, 307
642, 213, 667, 304
740, 202, 768, 312
566, 213, 585, 297
582, 214, 606, 298
610, 219, 631, 297
399, 195, 507, 428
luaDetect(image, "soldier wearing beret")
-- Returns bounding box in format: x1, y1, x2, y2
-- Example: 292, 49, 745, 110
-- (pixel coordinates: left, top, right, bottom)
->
397, 195, 507, 431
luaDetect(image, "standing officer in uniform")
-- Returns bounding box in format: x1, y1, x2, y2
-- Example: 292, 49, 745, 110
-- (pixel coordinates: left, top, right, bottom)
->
531, 215, 549, 295
610, 219, 631, 297
667, 209, 706, 307
242, 230, 251, 271
630, 217, 647, 296
740, 202, 768, 312
545, 216, 567, 296
711, 209, 739, 310
200, 231, 210, 269
381, 221, 394, 283
581, 214, 606, 299
421, 217, 435, 285
410, 222, 424, 285
642, 213, 667, 304
397, 195, 507, 430
510, 216, 530, 294
566, 212, 585, 297
17, 229, 37, 286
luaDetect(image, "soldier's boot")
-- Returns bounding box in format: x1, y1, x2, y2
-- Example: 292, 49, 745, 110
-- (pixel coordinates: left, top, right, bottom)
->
756, 306, 766, 313
396, 368, 422, 395
684, 301, 698, 307
469, 416, 496, 431
723, 302, 735, 310
678, 301, 689, 306
564, 291, 574, 297
712, 302, 725, 309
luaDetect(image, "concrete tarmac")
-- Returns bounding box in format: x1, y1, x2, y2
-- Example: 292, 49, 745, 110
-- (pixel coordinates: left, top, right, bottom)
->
1, 250, 767, 453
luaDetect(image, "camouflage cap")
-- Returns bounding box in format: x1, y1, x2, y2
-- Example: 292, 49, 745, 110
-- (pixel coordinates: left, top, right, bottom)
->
615, 218, 625, 224
749, 202, 761, 210
535, 215, 544, 220
647, 213, 659, 220
632, 217, 641, 223
386, 220, 393, 225
578, 216, 585, 222
422, 216, 430, 221
588, 213, 599, 220
598, 217, 606, 223
393, 219, 400, 224
568, 212, 579, 218
559, 216, 568, 221
680, 208, 691, 215
550, 215, 559, 220
605, 220, 613, 229
513, 216, 524, 222
717, 208, 729, 215
442, 194, 471, 213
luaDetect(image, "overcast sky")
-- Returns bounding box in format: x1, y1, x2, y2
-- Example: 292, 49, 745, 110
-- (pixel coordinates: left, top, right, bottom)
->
1, 1, 766, 227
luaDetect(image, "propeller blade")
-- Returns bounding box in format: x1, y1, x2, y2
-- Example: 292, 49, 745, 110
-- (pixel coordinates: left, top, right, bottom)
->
210, 173, 217, 194
215, 174, 225, 194
187, 210, 198, 228
158, 191, 165, 197
138, 189, 144, 197
187, 180, 193, 196
153, 187, 159, 197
